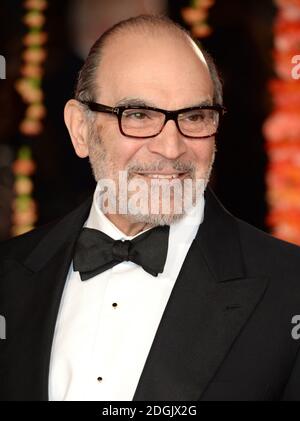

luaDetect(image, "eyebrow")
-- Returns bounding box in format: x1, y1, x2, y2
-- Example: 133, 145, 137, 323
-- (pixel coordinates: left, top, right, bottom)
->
115, 97, 157, 107
114, 97, 213, 109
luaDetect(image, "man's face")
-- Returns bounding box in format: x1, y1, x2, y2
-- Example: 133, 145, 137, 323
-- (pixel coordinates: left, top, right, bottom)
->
86, 31, 216, 225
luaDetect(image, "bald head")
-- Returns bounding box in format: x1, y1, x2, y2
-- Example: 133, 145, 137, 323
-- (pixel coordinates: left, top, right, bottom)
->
74, 14, 223, 106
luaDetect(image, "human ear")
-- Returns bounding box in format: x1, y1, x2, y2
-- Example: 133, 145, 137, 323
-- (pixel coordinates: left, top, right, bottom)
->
64, 99, 89, 158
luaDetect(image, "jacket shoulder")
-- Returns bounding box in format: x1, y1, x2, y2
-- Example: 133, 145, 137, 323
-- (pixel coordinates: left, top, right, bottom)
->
0, 195, 93, 264
237, 217, 300, 252
0, 219, 60, 263
236, 217, 300, 274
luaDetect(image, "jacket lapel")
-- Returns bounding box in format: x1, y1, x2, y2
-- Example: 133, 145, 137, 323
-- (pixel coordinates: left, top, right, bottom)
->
1, 197, 92, 400
133, 187, 269, 401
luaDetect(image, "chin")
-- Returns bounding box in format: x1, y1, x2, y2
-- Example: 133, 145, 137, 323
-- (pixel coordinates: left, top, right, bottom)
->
126, 211, 186, 226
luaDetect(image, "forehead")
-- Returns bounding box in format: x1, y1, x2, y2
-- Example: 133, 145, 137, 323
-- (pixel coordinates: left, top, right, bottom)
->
95, 30, 214, 108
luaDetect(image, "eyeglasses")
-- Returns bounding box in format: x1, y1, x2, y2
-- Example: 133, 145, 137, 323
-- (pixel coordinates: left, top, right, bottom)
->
80, 100, 226, 139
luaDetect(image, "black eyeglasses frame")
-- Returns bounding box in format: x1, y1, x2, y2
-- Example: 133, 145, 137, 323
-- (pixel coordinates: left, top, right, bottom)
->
80, 100, 226, 139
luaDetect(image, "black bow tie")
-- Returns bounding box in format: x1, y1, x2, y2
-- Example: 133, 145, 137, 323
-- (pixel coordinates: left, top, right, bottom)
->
73, 225, 170, 281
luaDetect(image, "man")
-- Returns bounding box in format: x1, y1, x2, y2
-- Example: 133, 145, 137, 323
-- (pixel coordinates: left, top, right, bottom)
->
1, 14, 300, 401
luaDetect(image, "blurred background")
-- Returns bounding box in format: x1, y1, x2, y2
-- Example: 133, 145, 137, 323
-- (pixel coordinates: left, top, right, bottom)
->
0, 0, 299, 243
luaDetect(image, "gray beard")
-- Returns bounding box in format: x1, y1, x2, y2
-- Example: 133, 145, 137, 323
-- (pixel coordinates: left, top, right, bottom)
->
87, 124, 215, 226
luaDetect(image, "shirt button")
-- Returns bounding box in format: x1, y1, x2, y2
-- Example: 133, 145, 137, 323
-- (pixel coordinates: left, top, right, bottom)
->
97, 377, 103, 382
112, 303, 118, 308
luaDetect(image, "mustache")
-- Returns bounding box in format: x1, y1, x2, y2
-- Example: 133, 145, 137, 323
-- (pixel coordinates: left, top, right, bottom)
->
126, 160, 196, 176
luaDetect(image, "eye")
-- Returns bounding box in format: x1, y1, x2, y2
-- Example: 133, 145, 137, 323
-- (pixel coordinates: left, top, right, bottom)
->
123, 110, 151, 120
185, 111, 206, 122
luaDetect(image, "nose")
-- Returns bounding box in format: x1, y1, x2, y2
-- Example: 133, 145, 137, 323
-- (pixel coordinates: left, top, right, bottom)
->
147, 119, 187, 160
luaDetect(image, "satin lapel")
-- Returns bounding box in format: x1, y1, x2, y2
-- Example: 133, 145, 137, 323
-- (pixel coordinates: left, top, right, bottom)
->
133, 188, 269, 401
1, 197, 92, 400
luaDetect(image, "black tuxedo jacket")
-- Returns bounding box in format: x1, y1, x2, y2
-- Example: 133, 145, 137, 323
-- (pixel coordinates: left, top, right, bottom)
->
1, 187, 300, 401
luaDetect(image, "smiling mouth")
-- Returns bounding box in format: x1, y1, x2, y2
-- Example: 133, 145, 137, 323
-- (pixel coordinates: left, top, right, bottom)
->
134, 172, 190, 179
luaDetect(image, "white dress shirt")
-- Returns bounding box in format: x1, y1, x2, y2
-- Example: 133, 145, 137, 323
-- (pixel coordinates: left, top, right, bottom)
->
48, 182, 205, 401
